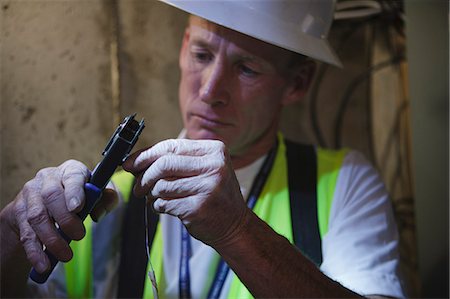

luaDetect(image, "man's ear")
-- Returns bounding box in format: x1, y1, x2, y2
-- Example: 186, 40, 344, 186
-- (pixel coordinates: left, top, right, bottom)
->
281, 60, 316, 106
179, 27, 191, 68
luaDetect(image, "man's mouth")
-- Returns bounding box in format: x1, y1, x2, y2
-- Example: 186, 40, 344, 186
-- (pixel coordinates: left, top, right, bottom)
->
192, 114, 232, 128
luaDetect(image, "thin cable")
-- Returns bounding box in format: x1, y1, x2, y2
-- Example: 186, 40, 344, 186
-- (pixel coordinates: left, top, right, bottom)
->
309, 63, 330, 147
379, 101, 409, 175
334, 0, 382, 20
145, 197, 159, 299
365, 22, 377, 166
309, 20, 371, 147
334, 56, 403, 148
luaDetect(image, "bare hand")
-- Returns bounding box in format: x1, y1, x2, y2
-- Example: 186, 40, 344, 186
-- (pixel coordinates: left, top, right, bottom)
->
1, 160, 118, 274
123, 139, 249, 247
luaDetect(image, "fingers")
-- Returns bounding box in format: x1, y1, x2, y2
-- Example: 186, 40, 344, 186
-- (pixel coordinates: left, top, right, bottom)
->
14, 191, 51, 273
60, 160, 90, 213
152, 195, 206, 224
152, 197, 190, 218
90, 188, 119, 222
122, 147, 148, 172
13, 160, 90, 273
121, 138, 245, 245
124, 139, 223, 174
125, 139, 227, 198
23, 177, 74, 264
150, 176, 207, 199
134, 155, 207, 197
40, 170, 85, 241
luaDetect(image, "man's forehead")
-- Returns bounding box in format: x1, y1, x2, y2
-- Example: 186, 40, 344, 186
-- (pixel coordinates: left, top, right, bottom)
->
188, 16, 257, 46
188, 15, 294, 64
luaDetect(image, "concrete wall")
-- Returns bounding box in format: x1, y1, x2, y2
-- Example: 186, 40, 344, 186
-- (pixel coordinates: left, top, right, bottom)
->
1, 0, 115, 207
0, 1, 185, 207
116, 0, 185, 146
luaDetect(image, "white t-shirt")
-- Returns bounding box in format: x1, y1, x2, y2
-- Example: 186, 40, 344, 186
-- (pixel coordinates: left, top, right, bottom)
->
158, 150, 406, 299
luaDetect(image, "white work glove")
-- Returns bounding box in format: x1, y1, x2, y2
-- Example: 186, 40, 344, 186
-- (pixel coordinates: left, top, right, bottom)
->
123, 139, 249, 247
1, 160, 118, 273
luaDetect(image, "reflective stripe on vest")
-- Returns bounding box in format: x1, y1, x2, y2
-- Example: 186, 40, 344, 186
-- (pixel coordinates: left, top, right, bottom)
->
63, 170, 135, 299
65, 135, 347, 298
64, 217, 93, 299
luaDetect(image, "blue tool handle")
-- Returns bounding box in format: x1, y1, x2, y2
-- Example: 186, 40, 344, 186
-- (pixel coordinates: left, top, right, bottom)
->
78, 183, 103, 221
29, 183, 102, 284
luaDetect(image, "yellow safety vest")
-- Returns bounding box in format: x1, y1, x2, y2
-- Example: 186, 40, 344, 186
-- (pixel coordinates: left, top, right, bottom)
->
64, 135, 347, 298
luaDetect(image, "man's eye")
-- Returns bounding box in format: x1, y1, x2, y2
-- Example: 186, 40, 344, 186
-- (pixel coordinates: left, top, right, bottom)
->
239, 64, 259, 77
192, 51, 212, 63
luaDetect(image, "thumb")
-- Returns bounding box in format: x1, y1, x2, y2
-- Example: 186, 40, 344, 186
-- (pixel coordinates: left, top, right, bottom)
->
122, 147, 149, 174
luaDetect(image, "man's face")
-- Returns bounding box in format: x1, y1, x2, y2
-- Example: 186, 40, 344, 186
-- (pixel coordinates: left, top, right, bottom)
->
178, 17, 306, 156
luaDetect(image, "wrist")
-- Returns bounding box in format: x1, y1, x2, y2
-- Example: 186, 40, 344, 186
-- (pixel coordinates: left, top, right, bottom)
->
209, 206, 252, 250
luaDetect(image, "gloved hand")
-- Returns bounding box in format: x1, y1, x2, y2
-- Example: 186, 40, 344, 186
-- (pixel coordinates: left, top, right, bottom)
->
123, 139, 249, 247
0, 159, 118, 273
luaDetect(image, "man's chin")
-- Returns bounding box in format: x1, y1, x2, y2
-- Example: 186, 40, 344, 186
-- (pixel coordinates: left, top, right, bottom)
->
187, 129, 228, 143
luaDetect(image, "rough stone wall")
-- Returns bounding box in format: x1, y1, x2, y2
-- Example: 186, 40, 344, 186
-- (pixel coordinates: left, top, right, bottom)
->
1, 1, 115, 208
0, 1, 185, 207
116, 0, 185, 147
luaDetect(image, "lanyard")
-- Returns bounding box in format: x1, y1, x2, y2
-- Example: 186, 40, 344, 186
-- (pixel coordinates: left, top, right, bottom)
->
179, 142, 278, 299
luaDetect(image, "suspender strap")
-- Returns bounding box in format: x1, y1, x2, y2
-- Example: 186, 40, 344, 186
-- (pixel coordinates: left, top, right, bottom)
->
117, 182, 159, 298
285, 140, 322, 266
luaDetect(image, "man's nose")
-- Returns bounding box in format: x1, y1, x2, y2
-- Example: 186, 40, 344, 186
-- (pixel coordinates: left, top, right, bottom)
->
199, 61, 230, 106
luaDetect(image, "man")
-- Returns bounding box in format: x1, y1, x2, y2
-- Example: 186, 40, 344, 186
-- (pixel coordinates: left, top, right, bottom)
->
0, 1, 406, 298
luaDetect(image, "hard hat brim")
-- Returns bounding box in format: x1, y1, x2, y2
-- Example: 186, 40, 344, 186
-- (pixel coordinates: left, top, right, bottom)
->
159, 0, 342, 67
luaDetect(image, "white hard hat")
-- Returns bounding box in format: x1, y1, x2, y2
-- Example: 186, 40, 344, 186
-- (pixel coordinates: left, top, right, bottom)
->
158, 0, 342, 67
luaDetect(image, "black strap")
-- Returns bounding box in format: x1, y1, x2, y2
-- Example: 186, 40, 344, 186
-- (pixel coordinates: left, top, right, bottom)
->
117, 182, 159, 298
285, 140, 322, 266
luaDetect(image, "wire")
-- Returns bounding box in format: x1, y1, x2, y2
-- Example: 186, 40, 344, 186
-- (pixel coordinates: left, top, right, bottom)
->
309, 0, 406, 149
309, 63, 330, 147
334, 56, 404, 148
379, 101, 409, 175
309, 19, 372, 147
335, 0, 382, 20
379, 0, 406, 36
145, 196, 159, 299
365, 22, 377, 164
